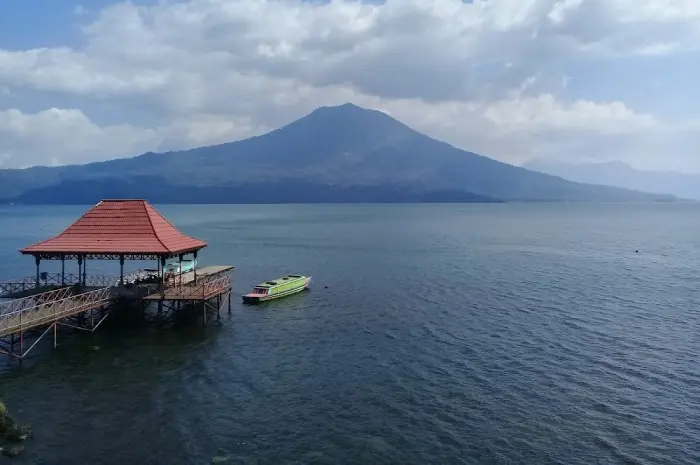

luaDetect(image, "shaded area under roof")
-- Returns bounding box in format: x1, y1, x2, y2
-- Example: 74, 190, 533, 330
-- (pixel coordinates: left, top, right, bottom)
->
20, 199, 207, 257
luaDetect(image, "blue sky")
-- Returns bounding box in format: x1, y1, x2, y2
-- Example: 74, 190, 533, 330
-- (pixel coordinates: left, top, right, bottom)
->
0, 1, 120, 48
0, 0, 698, 172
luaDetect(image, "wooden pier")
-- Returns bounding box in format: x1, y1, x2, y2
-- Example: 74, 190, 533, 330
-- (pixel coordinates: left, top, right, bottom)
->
0, 199, 235, 363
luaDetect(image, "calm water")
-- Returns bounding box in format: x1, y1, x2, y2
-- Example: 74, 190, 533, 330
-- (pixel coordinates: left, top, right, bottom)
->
1, 203, 700, 464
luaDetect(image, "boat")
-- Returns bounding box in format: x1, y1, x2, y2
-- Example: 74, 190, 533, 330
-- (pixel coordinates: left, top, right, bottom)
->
163, 258, 197, 277
134, 268, 161, 284
113, 268, 161, 286
242, 274, 311, 304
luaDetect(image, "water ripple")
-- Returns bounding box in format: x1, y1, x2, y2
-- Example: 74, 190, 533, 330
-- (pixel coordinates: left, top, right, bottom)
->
2, 204, 700, 464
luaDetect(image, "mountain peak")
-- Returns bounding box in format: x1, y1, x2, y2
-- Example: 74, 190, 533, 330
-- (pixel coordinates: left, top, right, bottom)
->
315, 102, 366, 111
323, 102, 363, 110
274, 102, 416, 142
309, 102, 388, 118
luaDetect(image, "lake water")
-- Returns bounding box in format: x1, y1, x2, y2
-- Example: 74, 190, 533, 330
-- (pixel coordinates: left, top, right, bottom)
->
1, 203, 700, 464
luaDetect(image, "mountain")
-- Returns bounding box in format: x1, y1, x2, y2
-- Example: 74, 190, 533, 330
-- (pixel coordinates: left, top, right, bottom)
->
0, 103, 677, 204
523, 159, 700, 201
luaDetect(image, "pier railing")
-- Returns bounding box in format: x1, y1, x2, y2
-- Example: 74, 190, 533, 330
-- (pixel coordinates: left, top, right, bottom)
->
0, 286, 75, 315
0, 275, 59, 296
0, 272, 105, 296
0, 269, 161, 297
0, 286, 113, 337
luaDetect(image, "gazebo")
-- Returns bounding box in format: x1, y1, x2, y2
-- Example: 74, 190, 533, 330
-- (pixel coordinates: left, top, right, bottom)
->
20, 199, 207, 287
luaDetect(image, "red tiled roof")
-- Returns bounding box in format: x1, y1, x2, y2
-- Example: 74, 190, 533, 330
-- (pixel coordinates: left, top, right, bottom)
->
20, 199, 207, 256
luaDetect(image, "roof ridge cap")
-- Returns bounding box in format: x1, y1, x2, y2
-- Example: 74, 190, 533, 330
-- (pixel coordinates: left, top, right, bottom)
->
144, 201, 169, 254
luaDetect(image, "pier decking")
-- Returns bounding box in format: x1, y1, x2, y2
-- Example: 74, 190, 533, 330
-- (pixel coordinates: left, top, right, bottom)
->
143, 266, 234, 300
1, 199, 234, 363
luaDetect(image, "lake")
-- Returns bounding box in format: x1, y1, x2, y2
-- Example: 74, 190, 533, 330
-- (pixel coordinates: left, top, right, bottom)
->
1, 203, 700, 464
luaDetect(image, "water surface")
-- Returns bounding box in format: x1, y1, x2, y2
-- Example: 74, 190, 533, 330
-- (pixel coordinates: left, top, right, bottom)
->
1, 203, 700, 464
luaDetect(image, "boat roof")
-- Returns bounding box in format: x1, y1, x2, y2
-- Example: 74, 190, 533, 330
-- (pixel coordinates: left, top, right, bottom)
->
255, 275, 305, 288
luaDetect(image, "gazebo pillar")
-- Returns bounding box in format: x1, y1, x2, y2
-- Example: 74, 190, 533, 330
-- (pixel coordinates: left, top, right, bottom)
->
160, 255, 167, 298
193, 251, 198, 284
61, 254, 65, 286
82, 255, 87, 286
119, 255, 125, 286
178, 253, 184, 288
34, 255, 41, 287
77, 255, 83, 289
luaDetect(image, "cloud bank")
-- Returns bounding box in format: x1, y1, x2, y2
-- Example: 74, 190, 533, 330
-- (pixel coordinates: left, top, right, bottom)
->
0, 0, 698, 171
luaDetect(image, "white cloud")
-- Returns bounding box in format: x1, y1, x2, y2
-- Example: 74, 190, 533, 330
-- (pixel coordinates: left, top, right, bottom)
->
0, 0, 698, 171
0, 108, 159, 167
634, 42, 681, 56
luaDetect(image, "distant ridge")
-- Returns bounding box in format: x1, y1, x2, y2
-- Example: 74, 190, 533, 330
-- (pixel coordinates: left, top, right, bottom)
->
0, 103, 677, 204
523, 159, 699, 201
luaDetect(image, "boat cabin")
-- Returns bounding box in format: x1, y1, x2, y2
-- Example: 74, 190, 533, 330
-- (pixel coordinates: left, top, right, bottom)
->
251, 275, 307, 296
164, 259, 197, 275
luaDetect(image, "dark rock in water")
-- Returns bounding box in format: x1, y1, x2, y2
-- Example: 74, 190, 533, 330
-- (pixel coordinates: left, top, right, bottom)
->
2, 444, 24, 457
211, 448, 233, 464
0, 401, 32, 445
6, 425, 31, 442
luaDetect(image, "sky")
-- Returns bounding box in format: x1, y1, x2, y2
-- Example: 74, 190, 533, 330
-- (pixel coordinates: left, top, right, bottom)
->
0, 0, 698, 172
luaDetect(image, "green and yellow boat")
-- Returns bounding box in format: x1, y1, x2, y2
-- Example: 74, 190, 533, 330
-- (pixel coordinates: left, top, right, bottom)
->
242, 274, 311, 304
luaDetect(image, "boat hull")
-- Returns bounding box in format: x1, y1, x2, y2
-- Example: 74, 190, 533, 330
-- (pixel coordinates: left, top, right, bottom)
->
242, 277, 311, 304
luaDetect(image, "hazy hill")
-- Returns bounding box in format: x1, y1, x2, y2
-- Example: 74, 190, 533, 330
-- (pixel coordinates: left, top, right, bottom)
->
0, 103, 676, 204
523, 159, 700, 201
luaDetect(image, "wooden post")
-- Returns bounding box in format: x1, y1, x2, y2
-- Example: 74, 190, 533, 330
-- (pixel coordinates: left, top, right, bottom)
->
160, 256, 167, 299
77, 256, 83, 289
228, 291, 231, 314
61, 255, 65, 286
82, 255, 87, 287
34, 255, 41, 288
193, 251, 198, 284
179, 253, 184, 288
119, 255, 125, 286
